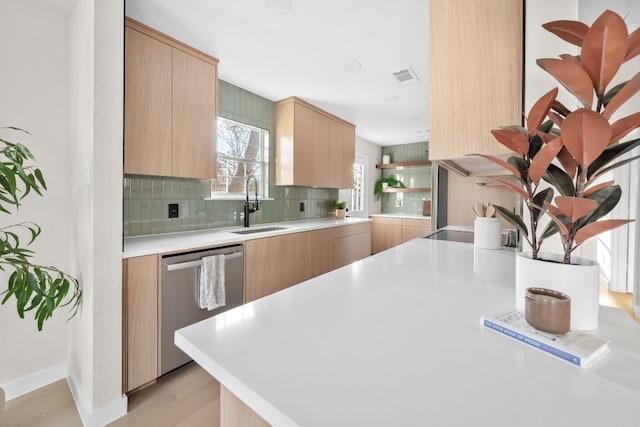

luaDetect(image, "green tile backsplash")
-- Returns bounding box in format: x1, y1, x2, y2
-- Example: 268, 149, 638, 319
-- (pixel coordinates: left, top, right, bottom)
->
123, 80, 338, 237
380, 141, 432, 216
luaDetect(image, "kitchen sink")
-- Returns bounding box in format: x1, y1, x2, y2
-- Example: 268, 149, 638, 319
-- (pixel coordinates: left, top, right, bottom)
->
231, 226, 288, 235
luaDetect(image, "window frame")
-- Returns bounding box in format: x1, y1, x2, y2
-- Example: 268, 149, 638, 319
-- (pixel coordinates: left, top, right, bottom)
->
209, 116, 270, 200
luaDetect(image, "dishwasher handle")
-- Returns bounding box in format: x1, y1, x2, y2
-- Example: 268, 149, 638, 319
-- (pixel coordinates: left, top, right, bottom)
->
165, 251, 243, 272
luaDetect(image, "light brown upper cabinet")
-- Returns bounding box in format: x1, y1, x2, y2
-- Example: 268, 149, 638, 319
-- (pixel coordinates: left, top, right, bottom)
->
125, 18, 218, 179
428, 0, 523, 165
275, 97, 355, 189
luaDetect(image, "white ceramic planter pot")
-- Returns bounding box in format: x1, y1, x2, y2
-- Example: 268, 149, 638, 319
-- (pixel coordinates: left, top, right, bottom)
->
516, 252, 599, 330
474, 217, 502, 249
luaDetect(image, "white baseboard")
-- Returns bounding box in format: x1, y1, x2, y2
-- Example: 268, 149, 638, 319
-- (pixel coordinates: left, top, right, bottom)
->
1, 365, 127, 427
1, 363, 67, 401
67, 374, 127, 427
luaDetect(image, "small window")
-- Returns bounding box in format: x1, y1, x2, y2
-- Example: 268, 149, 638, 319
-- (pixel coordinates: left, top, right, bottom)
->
350, 162, 364, 213
213, 117, 269, 198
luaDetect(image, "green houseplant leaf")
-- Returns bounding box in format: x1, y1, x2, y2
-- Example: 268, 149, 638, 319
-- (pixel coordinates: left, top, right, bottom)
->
0, 127, 81, 330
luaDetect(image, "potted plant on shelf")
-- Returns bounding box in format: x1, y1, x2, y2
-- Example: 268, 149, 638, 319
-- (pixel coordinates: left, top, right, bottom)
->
333, 200, 347, 219
373, 175, 406, 200
0, 127, 81, 330
472, 10, 640, 330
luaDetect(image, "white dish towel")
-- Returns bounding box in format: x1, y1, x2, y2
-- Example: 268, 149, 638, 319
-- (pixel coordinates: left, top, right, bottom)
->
199, 254, 226, 311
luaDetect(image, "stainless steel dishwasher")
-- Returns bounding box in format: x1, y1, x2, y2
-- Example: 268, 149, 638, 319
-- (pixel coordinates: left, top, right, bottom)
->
160, 244, 244, 375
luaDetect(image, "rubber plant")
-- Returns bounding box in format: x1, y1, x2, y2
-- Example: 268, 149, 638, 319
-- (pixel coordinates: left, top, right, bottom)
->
472, 9, 640, 264
0, 127, 81, 330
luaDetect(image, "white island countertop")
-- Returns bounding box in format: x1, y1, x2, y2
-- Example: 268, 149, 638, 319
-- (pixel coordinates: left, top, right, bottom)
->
176, 238, 640, 426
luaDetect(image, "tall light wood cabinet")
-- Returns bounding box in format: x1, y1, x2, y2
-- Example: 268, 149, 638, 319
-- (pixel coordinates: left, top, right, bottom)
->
122, 254, 158, 393
428, 0, 523, 161
124, 26, 172, 176
125, 18, 218, 179
329, 120, 356, 189
275, 96, 355, 189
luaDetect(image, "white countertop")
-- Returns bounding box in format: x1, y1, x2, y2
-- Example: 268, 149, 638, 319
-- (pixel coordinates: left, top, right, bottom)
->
123, 217, 371, 258
369, 213, 431, 219
176, 238, 640, 426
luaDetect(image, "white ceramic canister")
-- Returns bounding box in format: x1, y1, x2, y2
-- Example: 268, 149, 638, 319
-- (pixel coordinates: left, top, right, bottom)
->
382, 154, 391, 164
473, 217, 502, 249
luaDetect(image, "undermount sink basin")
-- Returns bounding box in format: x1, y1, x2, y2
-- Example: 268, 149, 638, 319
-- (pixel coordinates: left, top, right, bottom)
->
231, 226, 287, 235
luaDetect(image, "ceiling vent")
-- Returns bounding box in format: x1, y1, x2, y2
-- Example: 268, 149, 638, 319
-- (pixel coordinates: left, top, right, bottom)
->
391, 67, 420, 85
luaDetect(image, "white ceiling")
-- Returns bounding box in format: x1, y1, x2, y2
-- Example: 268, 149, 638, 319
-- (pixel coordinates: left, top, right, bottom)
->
126, 0, 429, 146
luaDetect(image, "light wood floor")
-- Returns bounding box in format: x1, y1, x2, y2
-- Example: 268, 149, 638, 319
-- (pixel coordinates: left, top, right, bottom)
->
2, 289, 637, 427
1, 362, 220, 427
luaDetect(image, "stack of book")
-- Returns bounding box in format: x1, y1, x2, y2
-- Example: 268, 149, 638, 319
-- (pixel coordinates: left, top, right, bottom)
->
482, 310, 609, 368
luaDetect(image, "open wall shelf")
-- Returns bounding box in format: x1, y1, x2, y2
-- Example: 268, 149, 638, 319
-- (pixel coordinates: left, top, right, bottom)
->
383, 187, 431, 193
376, 160, 432, 169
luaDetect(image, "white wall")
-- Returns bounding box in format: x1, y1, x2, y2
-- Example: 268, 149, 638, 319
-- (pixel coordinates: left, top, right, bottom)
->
0, 0, 125, 424
68, 0, 124, 424
0, 0, 73, 390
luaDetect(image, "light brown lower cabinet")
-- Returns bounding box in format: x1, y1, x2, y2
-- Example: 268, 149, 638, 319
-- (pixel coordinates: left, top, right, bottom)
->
245, 223, 372, 302
308, 228, 335, 278
122, 222, 372, 393
221, 385, 270, 427
333, 223, 372, 269
371, 217, 402, 254
371, 216, 431, 254
244, 233, 310, 303
122, 254, 159, 393
401, 218, 432, 242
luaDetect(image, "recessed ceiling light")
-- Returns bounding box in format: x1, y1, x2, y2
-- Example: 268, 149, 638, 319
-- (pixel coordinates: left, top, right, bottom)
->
266, 0, 292, 15
385, 95, 400, 102
343, 60, 362, 72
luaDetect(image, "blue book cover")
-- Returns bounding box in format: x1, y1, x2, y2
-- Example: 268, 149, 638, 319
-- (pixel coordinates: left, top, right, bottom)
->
482, 310, 609, 368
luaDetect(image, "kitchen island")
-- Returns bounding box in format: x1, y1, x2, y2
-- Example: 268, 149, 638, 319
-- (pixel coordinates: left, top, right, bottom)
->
176, 238, 640, 426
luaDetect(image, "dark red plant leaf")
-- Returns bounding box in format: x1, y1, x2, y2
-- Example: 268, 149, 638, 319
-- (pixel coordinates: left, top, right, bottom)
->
556, 146, 577, 180
529, 137, 563, 184
610, 112, 640, 144
583, 180, 614, 196
559, 53, 581, 64
544, 201, 563, 218
575, 219, 632, 244
494, 178, 530, 200
548, 111, 565, 128
554, 196, 597, 222
581, 10, 628, 96
603, 71, 640, 119
544, 201, 571, 239
491, 129, 529, 156
552, 100, 572, 117
527, 88, 558, 136
537, 58, 594, 108
626, 27, 640, 61
535, 130, 554, 143
543, 20, 589, 47
561, 109, 611, 168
